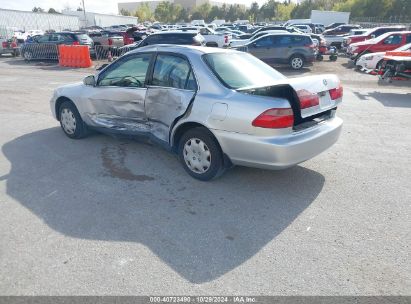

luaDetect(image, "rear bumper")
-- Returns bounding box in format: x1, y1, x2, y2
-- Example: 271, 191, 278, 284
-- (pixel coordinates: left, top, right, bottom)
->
213, 116, 343, 170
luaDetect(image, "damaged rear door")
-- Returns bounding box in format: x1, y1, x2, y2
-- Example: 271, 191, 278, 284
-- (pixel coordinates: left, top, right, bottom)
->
85, 53, 153, 133
145, 53, 197, 143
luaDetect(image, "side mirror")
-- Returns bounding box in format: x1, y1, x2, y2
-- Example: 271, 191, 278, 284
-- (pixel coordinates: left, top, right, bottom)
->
371, 34, 376, 39
83, 75, 95, 86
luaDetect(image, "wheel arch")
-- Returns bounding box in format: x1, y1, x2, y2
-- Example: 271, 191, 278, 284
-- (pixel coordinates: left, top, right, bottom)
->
288, 52, 306, 61
171, 121, 233, 168
55, 96, 76, 121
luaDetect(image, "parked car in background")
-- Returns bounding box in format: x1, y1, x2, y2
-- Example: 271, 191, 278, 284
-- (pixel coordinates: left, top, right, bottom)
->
88, 31, 124, 49
313, 23, 325, 33
347, 31, 411, 62
229, 30, 288, 47
236, 33, 316, 70
355, 43, 411, 70
341, 29, 369, 49
344, 26, 407, 47
199, 27, 231, 47
137, 31, 205, 48
0, 36, 19, 56
292, 24, 312, 33
51, 45, 343, 180
325, 22, 346, 30
322, 24, 361, 36
21, 32, 94, 61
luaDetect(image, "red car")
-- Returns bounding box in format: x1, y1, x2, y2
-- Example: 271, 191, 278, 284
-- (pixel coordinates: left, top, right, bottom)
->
344, 26, 406, 47
347, 31, 411, 62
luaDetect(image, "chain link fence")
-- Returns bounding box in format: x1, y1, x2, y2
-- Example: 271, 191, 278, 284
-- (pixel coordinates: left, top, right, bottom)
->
94, 45, 134, 61
351, 16, 411, 29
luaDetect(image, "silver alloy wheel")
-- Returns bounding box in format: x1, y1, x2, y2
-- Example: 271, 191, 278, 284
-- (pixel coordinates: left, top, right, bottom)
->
24, 51, 33, 60
183, 138, 211, 174
60, 108, 77, 135
291, 57, 303, 69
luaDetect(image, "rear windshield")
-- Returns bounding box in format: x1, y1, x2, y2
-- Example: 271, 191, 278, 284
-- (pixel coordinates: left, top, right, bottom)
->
203, 52, 286, 89
75, 34, 92, 42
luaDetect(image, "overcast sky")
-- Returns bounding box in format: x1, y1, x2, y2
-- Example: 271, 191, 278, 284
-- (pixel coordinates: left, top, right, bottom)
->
0, 0, 287, 15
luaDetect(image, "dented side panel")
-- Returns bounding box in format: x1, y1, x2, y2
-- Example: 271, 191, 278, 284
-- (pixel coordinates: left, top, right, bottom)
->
79, 86, 148, 132
145, 87, 195, 143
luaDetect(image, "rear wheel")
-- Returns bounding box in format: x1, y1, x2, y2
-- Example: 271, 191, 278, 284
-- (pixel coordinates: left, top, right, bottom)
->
289, 55, 305, 70
178, 128, 224, 181
59, 101, 89, 139
23, 51, 33, 61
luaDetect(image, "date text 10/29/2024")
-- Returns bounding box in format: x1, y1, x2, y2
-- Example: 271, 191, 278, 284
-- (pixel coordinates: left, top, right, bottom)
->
149, 296, 257, 303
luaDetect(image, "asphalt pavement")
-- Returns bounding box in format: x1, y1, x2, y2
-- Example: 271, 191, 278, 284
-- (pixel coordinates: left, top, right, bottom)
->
0, 56, 410, 295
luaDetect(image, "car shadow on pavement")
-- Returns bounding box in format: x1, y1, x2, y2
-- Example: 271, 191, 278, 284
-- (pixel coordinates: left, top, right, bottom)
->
353, 91, 411, 108
2, 127, 325, 284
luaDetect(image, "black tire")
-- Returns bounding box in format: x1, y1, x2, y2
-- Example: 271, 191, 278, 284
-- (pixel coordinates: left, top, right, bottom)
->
178, 127, 224, 181
376, 59, 384, 70
58, 101, 89, 139
23, 51, 33, 61
289, 54, 305, 70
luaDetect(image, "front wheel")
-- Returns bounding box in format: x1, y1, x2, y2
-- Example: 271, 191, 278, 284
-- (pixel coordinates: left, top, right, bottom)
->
289, 55, 305, 70
59, 101, 89, 139
178, 128, 224, 181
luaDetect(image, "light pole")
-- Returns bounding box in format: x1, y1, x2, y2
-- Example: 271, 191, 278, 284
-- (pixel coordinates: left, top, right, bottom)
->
82, 0, 87, 26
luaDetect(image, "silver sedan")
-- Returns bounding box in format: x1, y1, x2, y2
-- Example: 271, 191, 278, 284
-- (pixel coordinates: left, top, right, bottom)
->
50, 45, 343, 180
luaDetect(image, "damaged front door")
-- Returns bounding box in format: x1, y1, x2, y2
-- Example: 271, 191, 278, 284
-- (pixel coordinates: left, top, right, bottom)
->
145, 54, 197, 143
85, 53, 153, 133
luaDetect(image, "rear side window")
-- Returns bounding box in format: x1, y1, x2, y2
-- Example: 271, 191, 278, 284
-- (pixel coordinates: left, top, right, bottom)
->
151, 54, 196, 90
406, 35, 411, 44
169, 34, 195, 44
144, 35, 161, 45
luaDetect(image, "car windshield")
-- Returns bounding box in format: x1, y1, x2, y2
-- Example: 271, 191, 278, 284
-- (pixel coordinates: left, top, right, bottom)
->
203, 52, 286, 89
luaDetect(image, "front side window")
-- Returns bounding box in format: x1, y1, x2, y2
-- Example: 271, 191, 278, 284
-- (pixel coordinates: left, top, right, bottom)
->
203, 52, 285, 89
98, 53, 152, 87
151, 54, 195, 90
384, 34, 402, 45
37, 35, 50, 43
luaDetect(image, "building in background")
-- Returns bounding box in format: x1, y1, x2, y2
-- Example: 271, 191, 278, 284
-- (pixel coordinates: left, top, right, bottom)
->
0, 8, 79, 32
62, 10, 138, 28
118, 0, 226, 15
0, 8, 138, 34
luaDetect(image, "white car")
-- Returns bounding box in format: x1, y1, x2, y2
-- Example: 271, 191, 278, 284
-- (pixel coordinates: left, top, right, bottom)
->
356, 43, 411, 70
199, 27, 231, 47
292, 25, 312, 34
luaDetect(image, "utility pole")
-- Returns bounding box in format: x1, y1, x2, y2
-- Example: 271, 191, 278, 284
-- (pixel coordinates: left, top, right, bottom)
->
82, 0, 87, 26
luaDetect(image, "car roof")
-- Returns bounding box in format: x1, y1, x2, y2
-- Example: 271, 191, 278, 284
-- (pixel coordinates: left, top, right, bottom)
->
129, 44, 237, 56
151, 30, 198, 35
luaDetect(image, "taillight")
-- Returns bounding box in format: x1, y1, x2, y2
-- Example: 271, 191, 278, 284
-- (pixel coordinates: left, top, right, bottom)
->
252, 108, 294, 129
329, 84, 343, 100
224, 35, 228, 44
108, 38, 113, 46
297, 89, 320, 109
72, 41, 80, 45
305, 43, 316, 49
2, 42, 8, 48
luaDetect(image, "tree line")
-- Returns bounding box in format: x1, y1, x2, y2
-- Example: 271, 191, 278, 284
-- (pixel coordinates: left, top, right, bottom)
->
120, 0, 411, 23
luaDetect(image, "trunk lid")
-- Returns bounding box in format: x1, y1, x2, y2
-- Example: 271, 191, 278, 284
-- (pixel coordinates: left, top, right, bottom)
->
286, 74, 342, 118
